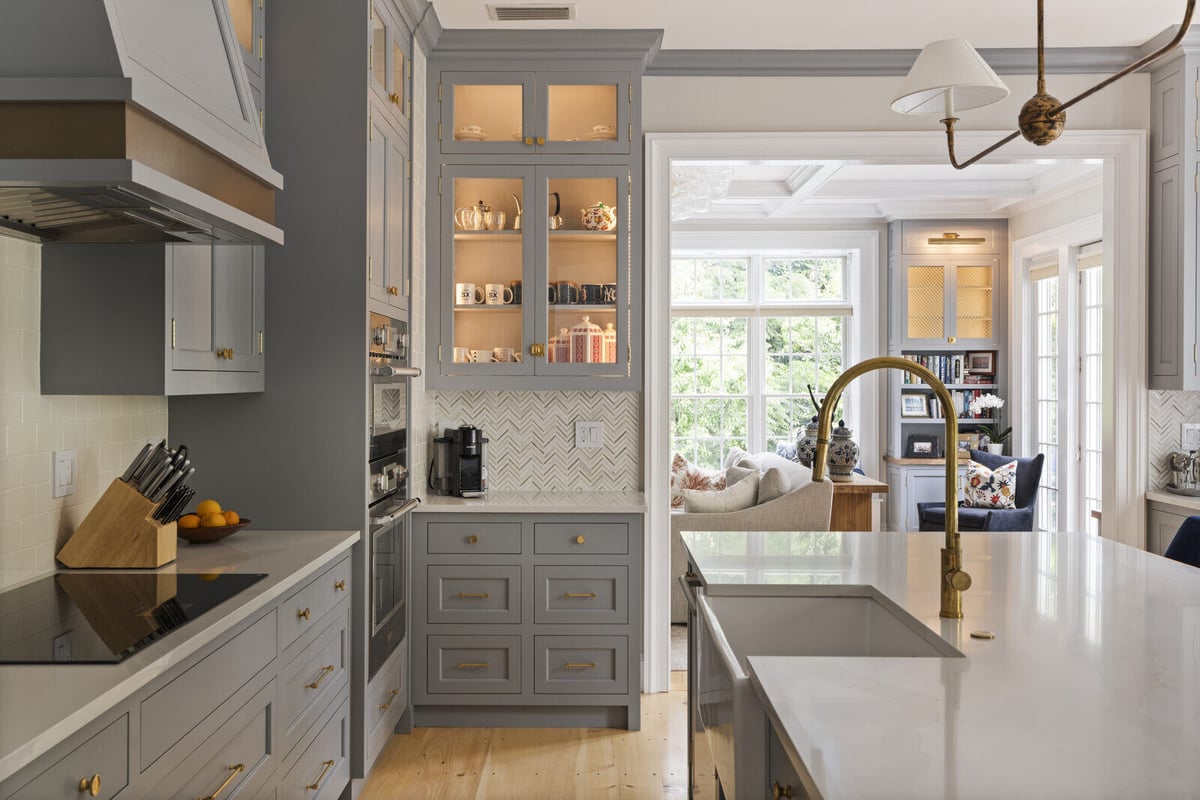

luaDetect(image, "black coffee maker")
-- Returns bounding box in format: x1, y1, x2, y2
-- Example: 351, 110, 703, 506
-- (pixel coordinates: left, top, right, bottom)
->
429, 425, 488, 497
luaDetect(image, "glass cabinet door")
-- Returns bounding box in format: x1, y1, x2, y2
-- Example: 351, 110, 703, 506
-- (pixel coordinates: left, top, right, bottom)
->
226, 0, 263, 77
535, 166, 628, 377
442, 167, 533, 375
952, 261, 996, 344
442, 72, 535, 155
369, 2, 408, 125
903, 263, 948, 344
538, 73, 629, 155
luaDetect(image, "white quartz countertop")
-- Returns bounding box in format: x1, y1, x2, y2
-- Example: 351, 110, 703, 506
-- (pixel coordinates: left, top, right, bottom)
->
415, 490, 645, 513
682, 530, 1200, 799
0, 529, 359, 784
1147, 489, 1200, 512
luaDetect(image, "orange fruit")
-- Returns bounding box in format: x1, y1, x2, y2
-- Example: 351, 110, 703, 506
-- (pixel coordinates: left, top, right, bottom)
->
201, 513, 228, 528
178, 514, 201, 529
196, 499, 222, 517
223, 510, 240, 525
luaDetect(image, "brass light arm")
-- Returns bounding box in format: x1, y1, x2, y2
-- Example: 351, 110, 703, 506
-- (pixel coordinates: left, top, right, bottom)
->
940, 0, 1196, 170
812, 357, 971, 618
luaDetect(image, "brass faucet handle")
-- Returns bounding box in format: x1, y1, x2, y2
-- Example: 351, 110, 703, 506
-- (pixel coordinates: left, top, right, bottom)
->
947, 569, 972, 592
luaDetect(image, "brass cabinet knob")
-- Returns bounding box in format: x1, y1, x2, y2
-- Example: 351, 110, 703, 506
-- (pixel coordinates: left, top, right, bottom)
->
389, 91, 400, 104
536, 136, 546, 145
772, 781, 794, 799
387, 285, 399, 295
575, 535, 586, 544
297, 607, 311, 620
334, 579, 346, 591
78, 775, 101, 796
524, 137, 534, 146
948, 336, 957, 344
467, 534, 478, 544
529, 343, 545, 358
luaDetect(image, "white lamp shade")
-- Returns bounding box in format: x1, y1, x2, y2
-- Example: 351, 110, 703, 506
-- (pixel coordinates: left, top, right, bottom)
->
891, 39, 1010, 115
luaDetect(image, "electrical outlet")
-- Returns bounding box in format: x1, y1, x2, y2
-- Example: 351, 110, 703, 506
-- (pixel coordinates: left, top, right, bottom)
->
575, 421, 603, 448
52, 449, 76, 498
1183, 422, 1200, 451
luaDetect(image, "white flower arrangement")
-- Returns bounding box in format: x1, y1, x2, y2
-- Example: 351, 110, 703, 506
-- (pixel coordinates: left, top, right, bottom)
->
969, 393, 1004, 417
969, 393, 1011, 445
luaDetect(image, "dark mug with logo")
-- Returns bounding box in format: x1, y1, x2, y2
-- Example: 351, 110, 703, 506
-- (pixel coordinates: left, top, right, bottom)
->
581, 283, 604, 304
550, 280, 580, 305
509, 280, 522, 305
601, 283, 618, 304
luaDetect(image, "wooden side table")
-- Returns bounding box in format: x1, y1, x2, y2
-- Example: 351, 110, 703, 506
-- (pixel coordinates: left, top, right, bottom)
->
831, 474, 889, 531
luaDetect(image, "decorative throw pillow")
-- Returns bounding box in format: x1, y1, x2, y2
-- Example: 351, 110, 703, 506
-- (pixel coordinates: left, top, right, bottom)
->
723, 446, 750, 471
964, 459, 1018, 509
724, 464, 757, 488
683, 471, 760, 513
670, 453, 726, 508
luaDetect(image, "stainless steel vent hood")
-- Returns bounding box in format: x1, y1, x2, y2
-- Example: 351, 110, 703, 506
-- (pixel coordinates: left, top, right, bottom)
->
0, 1, 283, 244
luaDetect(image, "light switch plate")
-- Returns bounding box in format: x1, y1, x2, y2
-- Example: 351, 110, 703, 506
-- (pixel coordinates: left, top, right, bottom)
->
1183, 422, 1200, 451
52, 449, 76, 498
575, 421, 603, 448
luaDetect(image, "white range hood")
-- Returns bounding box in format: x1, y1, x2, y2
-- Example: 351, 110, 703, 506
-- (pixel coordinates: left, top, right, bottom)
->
0, 0, 283, 244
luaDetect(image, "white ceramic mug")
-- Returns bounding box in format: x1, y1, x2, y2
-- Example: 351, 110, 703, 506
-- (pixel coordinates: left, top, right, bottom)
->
452, 347, 475, 363
492, 346, 515, 362
456, 282, 483, 305
485, 284, 514, 305
469, 349, 486, 362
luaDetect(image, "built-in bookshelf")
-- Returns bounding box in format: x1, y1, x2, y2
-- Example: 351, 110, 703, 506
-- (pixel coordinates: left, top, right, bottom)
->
892, 349, 1000, 457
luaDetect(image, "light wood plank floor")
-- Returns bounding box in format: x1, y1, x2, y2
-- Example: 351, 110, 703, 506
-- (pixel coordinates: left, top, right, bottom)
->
361, 673, 690, 800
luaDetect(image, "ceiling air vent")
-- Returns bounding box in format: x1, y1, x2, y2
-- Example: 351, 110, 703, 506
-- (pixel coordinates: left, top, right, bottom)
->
487, 4, 575, 21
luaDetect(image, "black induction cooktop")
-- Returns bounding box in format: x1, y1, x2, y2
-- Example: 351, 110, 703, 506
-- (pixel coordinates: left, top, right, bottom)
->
0, 572, 266, 665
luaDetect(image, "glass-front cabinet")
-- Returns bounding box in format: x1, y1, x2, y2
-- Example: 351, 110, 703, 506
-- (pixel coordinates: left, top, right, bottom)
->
439, 165, 629, 380
900, 258, 999, 349
440, 72, 629, 155
369, 0, 409, 128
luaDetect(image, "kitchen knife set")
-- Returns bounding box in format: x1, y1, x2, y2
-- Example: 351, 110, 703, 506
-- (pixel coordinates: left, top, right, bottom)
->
120, 440, 196, 523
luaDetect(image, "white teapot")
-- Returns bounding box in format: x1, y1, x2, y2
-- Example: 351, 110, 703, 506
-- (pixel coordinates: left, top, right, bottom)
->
581, 201, 617, 231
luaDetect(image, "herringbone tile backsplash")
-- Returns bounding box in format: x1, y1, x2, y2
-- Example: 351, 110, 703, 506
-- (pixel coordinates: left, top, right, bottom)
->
430, 391, 642, 491
1149, 390, 1200, 489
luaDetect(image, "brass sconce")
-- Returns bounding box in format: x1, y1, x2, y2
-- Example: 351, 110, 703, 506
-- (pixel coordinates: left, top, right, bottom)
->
892, 0, 1196, 169
928, 232, 985, 245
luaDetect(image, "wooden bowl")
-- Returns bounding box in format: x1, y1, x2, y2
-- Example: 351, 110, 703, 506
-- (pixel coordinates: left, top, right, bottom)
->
177, 519, 251, 544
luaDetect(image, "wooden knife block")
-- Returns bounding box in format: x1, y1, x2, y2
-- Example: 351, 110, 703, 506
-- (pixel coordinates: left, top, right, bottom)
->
57, 478, 178, 568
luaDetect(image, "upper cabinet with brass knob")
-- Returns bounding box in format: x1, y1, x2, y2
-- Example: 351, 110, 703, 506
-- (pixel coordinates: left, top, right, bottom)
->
41, 243, 265, 396
368, 0, 411, 135
892, 220, 1007, 351
225, 0, 266, 131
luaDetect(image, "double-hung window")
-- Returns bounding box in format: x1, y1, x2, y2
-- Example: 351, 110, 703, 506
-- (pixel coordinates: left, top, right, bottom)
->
670, 244, 855, 470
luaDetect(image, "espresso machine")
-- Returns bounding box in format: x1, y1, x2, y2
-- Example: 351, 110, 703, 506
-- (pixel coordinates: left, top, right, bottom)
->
429, 425, 488, 497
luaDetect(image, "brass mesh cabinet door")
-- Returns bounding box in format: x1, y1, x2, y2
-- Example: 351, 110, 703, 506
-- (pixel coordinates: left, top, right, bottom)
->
955, 264, 994, 340
906, 265, 945, 340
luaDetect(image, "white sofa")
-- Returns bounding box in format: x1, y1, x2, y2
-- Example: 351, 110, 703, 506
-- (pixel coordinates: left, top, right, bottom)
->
669, 454, 834, 623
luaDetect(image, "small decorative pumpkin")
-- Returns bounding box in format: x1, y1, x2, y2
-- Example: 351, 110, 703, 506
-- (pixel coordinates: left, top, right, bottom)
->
581, 202, 618, 231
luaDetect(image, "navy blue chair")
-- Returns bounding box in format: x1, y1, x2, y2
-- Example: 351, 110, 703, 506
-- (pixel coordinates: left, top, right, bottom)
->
917, 449, 1045, 532
1164, 515, 1200, 568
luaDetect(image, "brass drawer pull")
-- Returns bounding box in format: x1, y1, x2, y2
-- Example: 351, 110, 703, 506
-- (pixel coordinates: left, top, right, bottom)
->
565, 592, 597, 598
457, 662, 488, 669
202, 763, 245, 800
772, 780, 794, 799
305, 664, 335, 689
467, 534, 478, 544
456, 591, 489, 598
379, 688, 400, 711
306, 759, 336, 791
574, 535, 586, 544
297, 607, 311, 620
78, 774, 101, 796
334, 579, 346, 591
564, 662, 597, 670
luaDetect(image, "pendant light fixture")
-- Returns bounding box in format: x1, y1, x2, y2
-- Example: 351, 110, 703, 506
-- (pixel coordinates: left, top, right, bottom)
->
893, 0, 1196, 169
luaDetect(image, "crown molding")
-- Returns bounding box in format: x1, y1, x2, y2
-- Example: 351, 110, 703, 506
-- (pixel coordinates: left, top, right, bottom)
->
401, 0, 443, 52
431, 29, 664, 67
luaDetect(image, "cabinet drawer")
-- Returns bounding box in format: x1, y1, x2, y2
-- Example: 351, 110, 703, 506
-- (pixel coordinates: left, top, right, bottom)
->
280, 604, 350, 761
4, 714, 128, 800
534, 636, 627, 695
140, 680, 274, 800
278, 691, 350, 800
427, 565, 521, 624
140, 610, 276, 770
767, 723, 809, 800
366, 641, 406, 768
534, 522, 628, 555
427, 635, 522, 694
427, 521, 522, 554
534, 565, 627, 624
278, 556, 351, 653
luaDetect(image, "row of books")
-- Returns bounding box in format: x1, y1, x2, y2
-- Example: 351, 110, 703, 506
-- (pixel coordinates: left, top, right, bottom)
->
924, 389, 997, 420
900, 353, 993, 386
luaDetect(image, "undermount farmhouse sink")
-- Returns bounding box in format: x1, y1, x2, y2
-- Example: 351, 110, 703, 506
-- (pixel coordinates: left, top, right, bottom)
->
695, 590, 962, 800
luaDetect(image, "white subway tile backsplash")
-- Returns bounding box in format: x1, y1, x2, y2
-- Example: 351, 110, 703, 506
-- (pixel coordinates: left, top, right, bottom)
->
0, 233, 167, 590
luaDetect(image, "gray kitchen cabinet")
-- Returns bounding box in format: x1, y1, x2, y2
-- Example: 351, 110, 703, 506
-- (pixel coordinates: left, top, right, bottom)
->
766, 721, 810, 800
1, 715, 128, 800
1147, 501, 1194, 555
367, 98, 409, 311
364, 640, 407, 770
412, 512, 643, 729
41, 243, 264, 395
1149, 46, 1200, 390
369, 0, 412, 133
226, 0, 266, 130
885, 459, 966, 532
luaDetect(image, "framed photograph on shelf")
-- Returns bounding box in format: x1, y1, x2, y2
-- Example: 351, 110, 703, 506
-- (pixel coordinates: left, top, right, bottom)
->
966, 351, 995, 375
900, 392, 929, 418
904, 433, 942, 458
957, 432, 983, 456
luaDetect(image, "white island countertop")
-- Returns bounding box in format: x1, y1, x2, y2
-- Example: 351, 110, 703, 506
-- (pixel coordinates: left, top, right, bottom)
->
682, 530, 1200, 799
0, 529, 358, 784
416, 490, 645, 513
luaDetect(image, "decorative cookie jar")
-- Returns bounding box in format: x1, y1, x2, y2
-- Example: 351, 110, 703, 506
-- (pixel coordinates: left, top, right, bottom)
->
549, 327, 571, 363
603, 322, 617, 363
581, 202, 617, 231
826, 419, 859, 482
570, 316, 604, 363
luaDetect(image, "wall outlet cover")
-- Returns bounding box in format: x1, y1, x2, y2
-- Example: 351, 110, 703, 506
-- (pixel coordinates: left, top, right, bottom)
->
1183, 422, 1200, 451
575, 421, 603, 448
53, 449, 76, 498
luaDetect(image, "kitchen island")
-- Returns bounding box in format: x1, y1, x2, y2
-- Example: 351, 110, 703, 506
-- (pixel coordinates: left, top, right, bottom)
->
682, 530, 1200, 799
0, 529, 358, 795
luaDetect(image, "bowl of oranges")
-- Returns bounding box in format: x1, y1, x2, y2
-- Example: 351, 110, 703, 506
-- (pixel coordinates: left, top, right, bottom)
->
176, 499, 249, 544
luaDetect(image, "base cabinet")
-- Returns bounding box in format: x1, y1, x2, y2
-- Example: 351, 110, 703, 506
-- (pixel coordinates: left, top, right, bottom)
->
1147, 499, 1197, 555
411, 512, 642, 729
0, 557, 352, 800
364, 640, 407, 771
886, 460, 966, 532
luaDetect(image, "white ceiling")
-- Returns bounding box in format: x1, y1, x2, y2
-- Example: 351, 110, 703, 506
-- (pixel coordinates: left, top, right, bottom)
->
433, 0, 1187, 50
